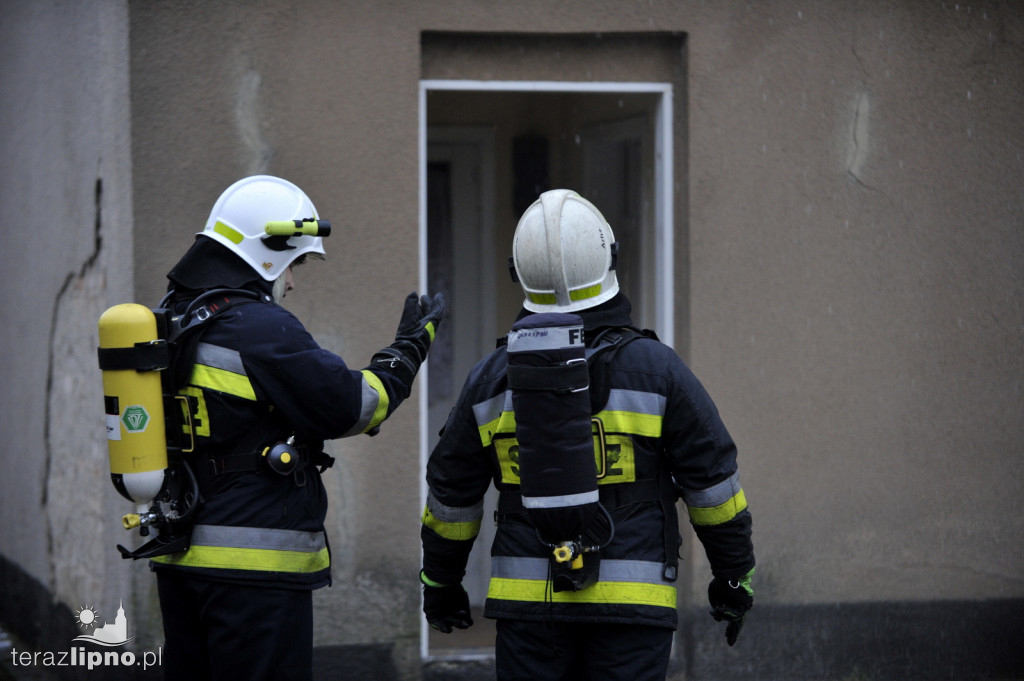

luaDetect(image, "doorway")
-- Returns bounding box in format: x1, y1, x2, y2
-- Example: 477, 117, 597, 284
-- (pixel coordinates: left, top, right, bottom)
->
419, 80, 675, 659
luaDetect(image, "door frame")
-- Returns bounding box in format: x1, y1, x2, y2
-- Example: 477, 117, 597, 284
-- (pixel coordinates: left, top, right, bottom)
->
417, 79, 675, 660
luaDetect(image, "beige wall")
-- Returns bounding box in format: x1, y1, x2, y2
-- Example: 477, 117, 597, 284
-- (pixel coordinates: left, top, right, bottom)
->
687, 2, 1024, 604
0, 0, 156, 659
2, 1, 1021, 679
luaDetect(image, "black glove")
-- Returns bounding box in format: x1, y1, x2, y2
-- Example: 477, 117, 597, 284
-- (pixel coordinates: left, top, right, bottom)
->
369, 292, 446, 389
420, 570, 472, 634
395, 291, 445, 363
708, 569, 754, 646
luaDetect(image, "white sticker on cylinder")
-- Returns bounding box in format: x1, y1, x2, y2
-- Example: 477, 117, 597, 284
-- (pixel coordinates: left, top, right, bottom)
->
106, 414, 122, 441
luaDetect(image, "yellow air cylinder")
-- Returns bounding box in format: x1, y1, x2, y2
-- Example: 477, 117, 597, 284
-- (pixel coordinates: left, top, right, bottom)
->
98, 303, 167, 506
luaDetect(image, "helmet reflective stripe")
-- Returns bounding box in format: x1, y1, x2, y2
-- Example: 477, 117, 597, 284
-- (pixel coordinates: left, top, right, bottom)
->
202, 175, 326, 281
213, 221, 245, 244
512, 189, 619, 313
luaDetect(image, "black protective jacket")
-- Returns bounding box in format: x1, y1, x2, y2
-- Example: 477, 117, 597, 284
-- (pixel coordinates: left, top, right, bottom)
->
151, 285, 410, 589
421, 294, 754, 628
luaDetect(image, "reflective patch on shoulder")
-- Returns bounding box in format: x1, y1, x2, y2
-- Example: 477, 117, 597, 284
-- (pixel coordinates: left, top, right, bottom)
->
195, 342, 246, 374
473, 391, 514, 446
604, 389, 666, 417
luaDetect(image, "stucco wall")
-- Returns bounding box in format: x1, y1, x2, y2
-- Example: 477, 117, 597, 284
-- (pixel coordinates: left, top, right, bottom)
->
0, 0, 153, 671
2, 1, 1021, 680
686, 0, 1024, 603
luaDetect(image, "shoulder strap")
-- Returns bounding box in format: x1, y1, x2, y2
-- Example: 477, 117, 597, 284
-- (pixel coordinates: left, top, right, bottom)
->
163, 288, 266, 343
585, 326, 654, 413
587, 325, 679, 581
162, 288, 266, 391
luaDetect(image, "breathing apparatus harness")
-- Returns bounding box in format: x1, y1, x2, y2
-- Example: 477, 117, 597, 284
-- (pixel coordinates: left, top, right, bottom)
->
97, 285, 334, 561
161, 287, 337, 482
498, 313, 678, 593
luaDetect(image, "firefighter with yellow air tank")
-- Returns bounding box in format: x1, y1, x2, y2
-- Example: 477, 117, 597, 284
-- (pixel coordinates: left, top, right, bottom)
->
98, 174, 444, 681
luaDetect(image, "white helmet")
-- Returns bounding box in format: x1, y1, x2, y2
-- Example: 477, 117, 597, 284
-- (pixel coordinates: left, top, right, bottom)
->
200, 175, 326, 281
511, 189, 619, 313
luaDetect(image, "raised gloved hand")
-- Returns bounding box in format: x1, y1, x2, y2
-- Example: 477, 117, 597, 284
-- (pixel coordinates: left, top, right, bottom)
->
396, 292, 445, 352
369, 292, 446, 389
420, 570, 473, 634
708, 568, 754, 646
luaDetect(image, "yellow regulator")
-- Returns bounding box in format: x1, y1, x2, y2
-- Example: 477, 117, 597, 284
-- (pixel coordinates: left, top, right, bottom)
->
97, 303, 169, 509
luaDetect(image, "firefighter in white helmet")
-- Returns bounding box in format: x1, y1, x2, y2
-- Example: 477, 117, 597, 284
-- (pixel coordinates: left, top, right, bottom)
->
151, 175, 444, 681
420, 189, 754, 681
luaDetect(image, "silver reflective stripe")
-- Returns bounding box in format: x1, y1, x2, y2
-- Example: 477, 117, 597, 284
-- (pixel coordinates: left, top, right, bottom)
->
472, 391, 511, 429
426, 490, 484, 523
195, 342, 246, 375
681, 472, 742, 508
522, 489, 599, 509
341, 376, 384, 437
189, 524, 325, 553
603, 388, 666, 417
507, 324, 584, 352
491, 556, 670, 584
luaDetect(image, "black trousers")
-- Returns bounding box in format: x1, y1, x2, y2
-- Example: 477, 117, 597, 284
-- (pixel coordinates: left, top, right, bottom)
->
495, 618, 674, 681
156, 571, 313, 681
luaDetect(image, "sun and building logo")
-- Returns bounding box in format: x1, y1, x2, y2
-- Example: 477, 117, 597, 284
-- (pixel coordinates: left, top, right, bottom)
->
8, 599, 161, 672
73, 601, 132, 646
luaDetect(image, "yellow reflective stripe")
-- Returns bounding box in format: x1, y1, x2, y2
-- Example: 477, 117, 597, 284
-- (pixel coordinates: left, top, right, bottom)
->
421, 505, 481, 541
425, 321, 436, 342
360, 369, 390, 430
487, 577, 676, 608
482, 410, 661, 446
213, 220, 245, 244
687, 489, 748, 526
526, 285, 603, 305
595, 410, 662, 438
527, 292, 558, 305
569, 283, 602, 301
190, 364, 256, 401
152, 545, 330, 573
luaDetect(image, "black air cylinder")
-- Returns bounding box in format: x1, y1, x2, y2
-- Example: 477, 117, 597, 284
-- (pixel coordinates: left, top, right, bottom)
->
507, 312, 598, 544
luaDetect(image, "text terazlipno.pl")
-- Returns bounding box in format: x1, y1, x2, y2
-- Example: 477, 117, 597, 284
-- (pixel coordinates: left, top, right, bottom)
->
9, 646, 162, 671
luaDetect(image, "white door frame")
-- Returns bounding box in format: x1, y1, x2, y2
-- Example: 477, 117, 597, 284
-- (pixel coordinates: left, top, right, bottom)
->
417, 79, 675, 660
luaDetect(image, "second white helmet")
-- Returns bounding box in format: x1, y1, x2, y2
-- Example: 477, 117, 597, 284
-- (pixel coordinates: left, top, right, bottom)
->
201, 175, 327, 282
511, 189, 619, 313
